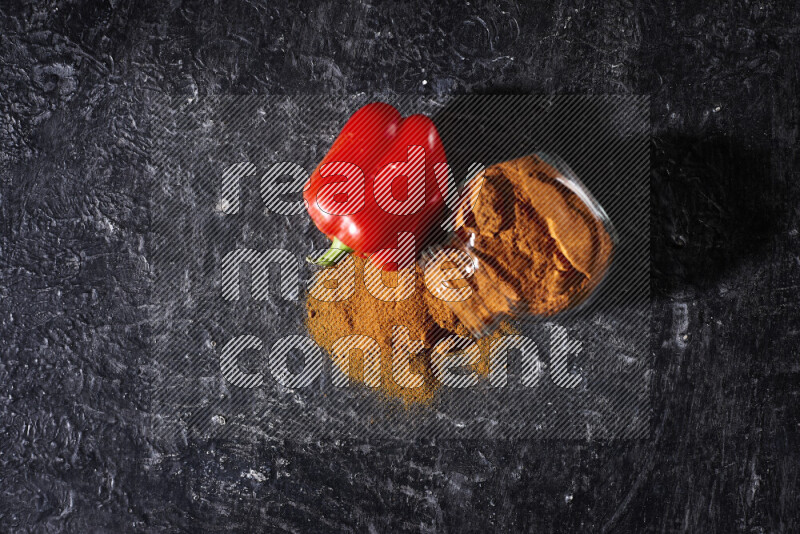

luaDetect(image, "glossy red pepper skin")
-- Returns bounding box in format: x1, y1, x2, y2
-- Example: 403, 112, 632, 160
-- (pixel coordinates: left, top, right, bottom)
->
303, 103, 448, 271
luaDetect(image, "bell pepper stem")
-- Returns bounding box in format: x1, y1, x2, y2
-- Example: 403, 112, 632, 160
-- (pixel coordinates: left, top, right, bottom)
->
306, 237, 354, 267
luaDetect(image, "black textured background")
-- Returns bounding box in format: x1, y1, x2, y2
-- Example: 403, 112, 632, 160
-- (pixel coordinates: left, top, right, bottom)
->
1, 1, 798, 532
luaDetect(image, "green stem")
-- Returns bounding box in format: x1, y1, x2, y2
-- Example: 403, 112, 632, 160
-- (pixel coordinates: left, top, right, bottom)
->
306, 237, 354, 267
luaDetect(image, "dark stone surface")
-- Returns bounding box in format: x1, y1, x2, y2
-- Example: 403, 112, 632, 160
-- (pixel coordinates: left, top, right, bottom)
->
1, 1, 798, 532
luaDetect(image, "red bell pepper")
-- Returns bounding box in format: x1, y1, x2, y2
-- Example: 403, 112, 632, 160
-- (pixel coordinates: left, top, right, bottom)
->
303, 103, 448, 271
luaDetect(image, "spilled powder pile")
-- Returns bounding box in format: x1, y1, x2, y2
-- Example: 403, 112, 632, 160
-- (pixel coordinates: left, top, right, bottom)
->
305, 155, 614, 404
306, 256, 510, 404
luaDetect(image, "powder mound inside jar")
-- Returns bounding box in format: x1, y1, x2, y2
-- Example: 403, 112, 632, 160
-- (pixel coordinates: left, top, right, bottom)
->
305, 155, 614, 403
456, 155, 615, 318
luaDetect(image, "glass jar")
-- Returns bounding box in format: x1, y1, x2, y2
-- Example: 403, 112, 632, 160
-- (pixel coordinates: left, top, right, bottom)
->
422, 153, 619, 337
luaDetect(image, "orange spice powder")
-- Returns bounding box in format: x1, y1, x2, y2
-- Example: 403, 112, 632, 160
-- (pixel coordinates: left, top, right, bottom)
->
305, 155, 614, 404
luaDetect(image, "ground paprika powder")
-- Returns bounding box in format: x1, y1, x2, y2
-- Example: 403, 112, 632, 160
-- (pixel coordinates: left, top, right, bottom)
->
305, 154, 615, 403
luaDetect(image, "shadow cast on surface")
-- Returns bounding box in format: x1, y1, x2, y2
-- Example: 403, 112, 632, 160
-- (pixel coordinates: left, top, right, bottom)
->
650, 134, 781, 296
432, 96, 783, 307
